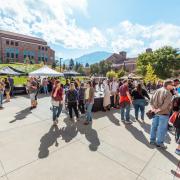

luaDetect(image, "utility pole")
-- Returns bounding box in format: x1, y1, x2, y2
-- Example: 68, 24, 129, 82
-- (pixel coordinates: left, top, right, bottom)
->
59, 58, 63, 72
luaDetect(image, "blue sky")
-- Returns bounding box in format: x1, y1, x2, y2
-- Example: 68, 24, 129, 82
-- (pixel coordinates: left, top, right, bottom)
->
0, 0, 180, 61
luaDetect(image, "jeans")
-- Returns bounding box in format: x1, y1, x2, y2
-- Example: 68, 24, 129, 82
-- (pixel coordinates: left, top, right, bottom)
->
120, 102, 130, 121
150, 115, 169, 145
133, 99, 145, 120
86, 103, 93, 122
43, 86, 48, 94
68, 102, 79, 118
52, 104, 63, 121
78, 99, 85, 114
0, 92, 3, 107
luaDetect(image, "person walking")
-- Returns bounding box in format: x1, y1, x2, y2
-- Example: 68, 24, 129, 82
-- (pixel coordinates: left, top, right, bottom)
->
119, 79, 133, 124
8, 76, 14, 96
28, 77, 38, 110
0, 79, 4, 109
150, 80, 174, 149
103, 80, 111, 111
78, 83, 85, 116
42, 78, 49, 94
131, 83, 150, 121
84, 81, 95, 125
4, 78, 11, 102
51, 80, 63, 126
65, 83, 79, 120
110, 78, 119, 107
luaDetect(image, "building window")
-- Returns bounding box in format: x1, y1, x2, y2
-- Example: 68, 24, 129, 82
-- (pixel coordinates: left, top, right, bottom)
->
6, 52, 10, 58
15, 42, 18, 46
42, 47, 44, 51
45, 47, 47, 51
11, 53, 14, 58
6, 40, 9, 45
11, 41, 14, 46
38, 57, 41, 62
38, 46, 41, 50
31, 56, 34, 59
24, 55, 26, 59
16, 54, 18, 59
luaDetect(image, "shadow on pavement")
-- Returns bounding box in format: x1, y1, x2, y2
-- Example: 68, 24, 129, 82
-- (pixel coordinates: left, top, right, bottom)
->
38, 125, 60, 159
93, 109, 120, 126
125, 124, 154, 149
9, 107, 32, 123
38, 117, 100, 159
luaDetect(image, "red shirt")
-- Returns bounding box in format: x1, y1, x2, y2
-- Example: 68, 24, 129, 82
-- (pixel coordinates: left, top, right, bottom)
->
52, 87, 63, 101
119, 84, 130, 103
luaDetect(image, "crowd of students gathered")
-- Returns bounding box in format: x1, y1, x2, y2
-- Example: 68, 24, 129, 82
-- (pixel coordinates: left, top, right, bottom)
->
0, 76, 180, 155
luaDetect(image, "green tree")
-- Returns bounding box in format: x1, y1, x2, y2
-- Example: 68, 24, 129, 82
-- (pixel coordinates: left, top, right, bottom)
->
106, 70, 117, 79
144, 64, 158, 83
69, 58, 74, 70
77, 64, 84, 74
137, 46, 179, 79
85, 63, 89, 67
117, 68, 125, 78
90, 63, 99, 75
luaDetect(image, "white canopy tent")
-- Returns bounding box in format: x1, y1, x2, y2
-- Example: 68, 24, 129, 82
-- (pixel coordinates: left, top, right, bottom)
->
0, 66, 20, 75
29, 66, 64, 77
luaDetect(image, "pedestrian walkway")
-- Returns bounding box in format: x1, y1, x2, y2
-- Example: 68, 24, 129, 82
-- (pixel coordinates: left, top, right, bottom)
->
0, 95, 179, 180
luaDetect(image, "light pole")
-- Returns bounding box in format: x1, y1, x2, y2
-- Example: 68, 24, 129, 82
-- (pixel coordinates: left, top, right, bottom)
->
59, 58, 63, 72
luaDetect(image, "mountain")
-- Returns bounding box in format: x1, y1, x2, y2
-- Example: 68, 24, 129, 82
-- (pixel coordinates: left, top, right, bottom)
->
74, 51, 112, 65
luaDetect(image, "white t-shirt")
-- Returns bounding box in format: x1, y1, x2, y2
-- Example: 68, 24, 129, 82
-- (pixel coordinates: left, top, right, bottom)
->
111, 81, 118, 92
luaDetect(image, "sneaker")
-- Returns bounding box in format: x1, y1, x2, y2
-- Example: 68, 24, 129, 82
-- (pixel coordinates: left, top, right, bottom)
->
55, 119, 58, 124
121, 119, 125, 122
150, 141, 156, 145
0, 107, 4, 110
156, 144, 167, 150
175, 149, 180, 155
125, 121, 132, 124
53, 121, 57, 126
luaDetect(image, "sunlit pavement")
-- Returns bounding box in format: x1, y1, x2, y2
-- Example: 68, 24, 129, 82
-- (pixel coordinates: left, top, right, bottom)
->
0, 94, 179, 180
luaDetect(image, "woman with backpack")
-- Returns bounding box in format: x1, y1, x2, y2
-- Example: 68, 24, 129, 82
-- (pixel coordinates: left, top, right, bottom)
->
65, 83, 79, 120
131, 83, 150, 121
170, 96, 180, 155
51, 80, 63, 126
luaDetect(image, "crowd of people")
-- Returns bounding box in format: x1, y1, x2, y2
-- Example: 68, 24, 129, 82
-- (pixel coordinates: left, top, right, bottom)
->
0, 76, 180, 156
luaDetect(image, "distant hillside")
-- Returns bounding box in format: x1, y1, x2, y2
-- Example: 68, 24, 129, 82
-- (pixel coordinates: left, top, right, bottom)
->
75, 51, 112, 65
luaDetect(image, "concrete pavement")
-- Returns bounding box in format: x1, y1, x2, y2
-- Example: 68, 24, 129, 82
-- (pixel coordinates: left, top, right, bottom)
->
0, 94, 179, 180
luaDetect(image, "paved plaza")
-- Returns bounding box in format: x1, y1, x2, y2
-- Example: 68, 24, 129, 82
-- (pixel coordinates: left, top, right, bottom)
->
0, 94, 179, 180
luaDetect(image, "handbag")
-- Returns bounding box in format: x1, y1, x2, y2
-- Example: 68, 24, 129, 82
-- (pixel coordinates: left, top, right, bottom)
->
144, 99, 149, 106
146, 110, 155, 119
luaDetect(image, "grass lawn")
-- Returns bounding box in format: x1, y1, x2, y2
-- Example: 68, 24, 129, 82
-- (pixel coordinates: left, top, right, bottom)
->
0, 64, 88, 85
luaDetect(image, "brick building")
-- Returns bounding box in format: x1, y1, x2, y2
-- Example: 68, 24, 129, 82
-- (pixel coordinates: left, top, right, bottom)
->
0, 30, 55, 64
105, 51, 137, 72
105, 49, 153, 72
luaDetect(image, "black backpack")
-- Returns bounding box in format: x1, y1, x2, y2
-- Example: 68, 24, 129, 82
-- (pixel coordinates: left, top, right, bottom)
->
174, 113, 180, 129
67, 90, 77, 102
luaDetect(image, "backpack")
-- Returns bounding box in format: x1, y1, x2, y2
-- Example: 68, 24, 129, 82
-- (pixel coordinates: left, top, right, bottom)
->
174, 113, 180, 129
67, 90, 77, 102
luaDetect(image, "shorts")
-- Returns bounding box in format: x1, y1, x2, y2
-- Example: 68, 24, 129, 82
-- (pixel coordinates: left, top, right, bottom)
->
30, 93, 36, 101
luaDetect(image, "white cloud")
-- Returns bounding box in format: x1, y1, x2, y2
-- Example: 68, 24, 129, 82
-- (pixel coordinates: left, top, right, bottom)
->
0, 0, 107, 49
0, 1, 180, 57
108, 21, 180, 57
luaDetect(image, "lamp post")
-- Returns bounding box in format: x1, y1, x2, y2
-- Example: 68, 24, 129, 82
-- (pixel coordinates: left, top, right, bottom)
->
59, 58, 63, 72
